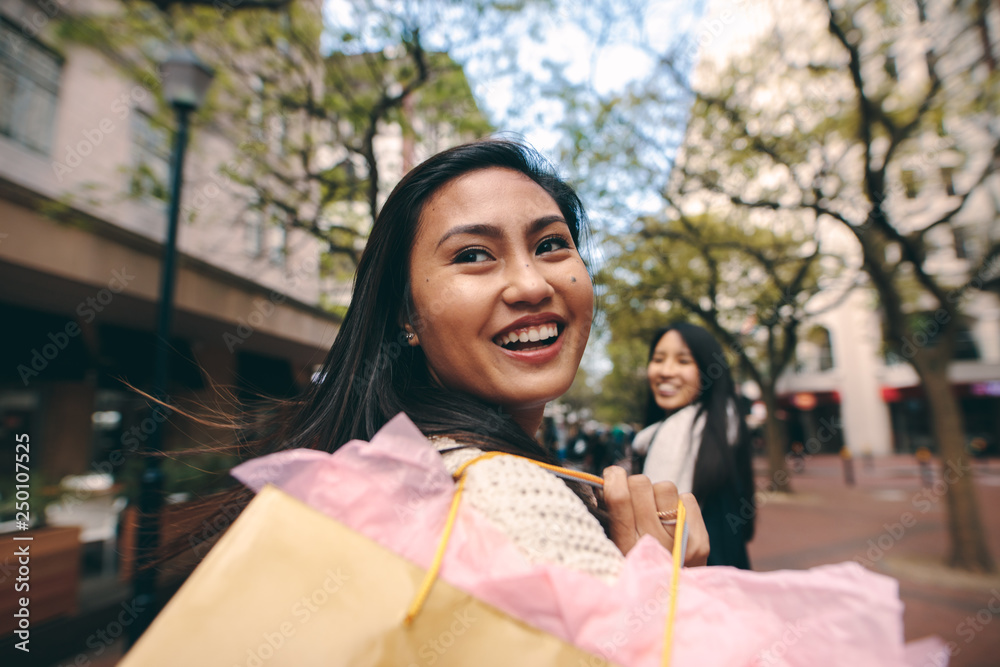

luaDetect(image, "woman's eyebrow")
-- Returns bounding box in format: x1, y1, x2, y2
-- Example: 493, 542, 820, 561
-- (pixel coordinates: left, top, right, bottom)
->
436, 223, 502, 249
435, 215, 567, 249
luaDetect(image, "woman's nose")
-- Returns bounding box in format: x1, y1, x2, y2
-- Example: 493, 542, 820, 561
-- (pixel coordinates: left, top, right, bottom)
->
654, 360, 677, 377
502, 260, 555, 305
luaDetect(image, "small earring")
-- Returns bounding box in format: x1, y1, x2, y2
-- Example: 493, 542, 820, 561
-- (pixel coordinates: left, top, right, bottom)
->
405, 332, 415, 342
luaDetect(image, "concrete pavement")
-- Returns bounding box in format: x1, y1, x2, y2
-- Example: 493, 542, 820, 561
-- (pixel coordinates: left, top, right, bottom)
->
748, 454, 1000, 667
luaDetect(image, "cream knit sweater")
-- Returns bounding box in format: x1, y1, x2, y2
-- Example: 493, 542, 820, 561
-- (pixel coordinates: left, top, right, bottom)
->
435, 439, 624, 583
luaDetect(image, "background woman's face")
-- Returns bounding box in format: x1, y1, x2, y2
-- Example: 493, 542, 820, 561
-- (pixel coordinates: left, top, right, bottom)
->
407, 167, 593, 426
647, 330, 702, 412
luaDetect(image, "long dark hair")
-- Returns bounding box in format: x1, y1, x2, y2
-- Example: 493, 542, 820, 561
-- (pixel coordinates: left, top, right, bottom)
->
163, 139, 599, 568
644, 322, 755, 537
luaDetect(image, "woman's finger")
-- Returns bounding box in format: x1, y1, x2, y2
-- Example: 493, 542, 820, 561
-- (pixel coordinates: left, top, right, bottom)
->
602, 466, 637, 554
651, 480, 680, 541
627, 474, 665, 539
678, 492, 710, 567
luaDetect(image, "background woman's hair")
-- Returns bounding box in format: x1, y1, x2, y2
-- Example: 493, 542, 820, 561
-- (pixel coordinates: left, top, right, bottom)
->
157, 139, 601, 569
643, 322, 755, 538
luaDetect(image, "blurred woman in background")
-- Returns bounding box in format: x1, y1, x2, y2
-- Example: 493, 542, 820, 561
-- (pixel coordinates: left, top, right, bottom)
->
631, 322, 755, 568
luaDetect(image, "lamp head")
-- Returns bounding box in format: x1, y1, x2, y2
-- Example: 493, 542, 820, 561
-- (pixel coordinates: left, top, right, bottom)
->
159, 47, 214, 110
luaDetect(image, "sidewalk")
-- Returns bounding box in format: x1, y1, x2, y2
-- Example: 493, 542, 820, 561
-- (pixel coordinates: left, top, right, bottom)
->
748, 455, 1000, 667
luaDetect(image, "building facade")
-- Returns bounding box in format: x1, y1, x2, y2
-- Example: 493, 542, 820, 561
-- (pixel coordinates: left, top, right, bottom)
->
0, 0, 345, 505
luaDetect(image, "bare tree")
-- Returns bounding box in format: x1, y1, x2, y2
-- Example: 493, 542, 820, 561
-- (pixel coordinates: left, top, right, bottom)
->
673, 0, 997, 572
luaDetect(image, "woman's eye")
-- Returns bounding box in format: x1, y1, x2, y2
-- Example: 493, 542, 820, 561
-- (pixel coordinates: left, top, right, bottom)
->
536, 235, 571, 255
454, 248, 492, 263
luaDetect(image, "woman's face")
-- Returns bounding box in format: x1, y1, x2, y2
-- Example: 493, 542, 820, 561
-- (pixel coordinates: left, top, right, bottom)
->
407, 167, 593, 430
647, 330, 702, 412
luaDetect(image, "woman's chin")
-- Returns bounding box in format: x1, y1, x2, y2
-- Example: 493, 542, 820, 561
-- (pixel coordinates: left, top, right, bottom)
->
655, 396, 690, 412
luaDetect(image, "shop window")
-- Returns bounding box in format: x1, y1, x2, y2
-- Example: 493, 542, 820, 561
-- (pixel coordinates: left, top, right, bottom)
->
0, 16, 61, 154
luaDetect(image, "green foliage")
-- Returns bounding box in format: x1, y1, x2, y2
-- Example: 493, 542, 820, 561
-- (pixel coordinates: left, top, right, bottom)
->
55, 0, 496, 272
128, 162, 169, 202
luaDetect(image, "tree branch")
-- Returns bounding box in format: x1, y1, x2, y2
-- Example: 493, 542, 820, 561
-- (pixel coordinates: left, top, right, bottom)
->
150, 0, 292, 9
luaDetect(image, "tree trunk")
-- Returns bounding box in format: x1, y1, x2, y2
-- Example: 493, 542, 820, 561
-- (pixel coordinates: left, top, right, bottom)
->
761, 384, 792, 493
916, 359, 996, 573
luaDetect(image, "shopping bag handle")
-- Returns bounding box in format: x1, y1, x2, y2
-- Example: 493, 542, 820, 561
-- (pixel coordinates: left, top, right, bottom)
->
404, 452, 686, 667
404, 451, 506, 625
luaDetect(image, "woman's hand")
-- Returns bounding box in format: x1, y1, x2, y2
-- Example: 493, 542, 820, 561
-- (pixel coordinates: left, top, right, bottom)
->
601, 466, 710, 567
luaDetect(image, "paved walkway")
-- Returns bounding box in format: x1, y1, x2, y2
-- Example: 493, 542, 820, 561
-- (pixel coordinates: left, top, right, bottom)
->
748, 454, 1000, 667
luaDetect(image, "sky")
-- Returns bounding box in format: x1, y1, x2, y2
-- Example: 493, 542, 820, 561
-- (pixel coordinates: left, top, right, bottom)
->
322, 0, 708, 153
465, 0, 707, 153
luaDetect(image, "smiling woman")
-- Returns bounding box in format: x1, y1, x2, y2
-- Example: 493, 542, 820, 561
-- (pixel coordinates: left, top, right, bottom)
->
158, 139, 709, 585
632, 322, 756, 569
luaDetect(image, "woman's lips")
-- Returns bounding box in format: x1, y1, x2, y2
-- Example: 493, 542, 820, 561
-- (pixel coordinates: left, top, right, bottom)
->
497, 327, 566, 364
493, 322, 561, 347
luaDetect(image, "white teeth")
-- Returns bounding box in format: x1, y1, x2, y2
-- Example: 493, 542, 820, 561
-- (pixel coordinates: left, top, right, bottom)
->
494, 323, 561, 347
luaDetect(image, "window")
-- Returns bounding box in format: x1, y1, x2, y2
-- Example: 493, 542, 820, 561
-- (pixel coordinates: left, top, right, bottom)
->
900, 169, 920, 198
268, 222, 287, 267
940, 167, 955, 196
129, 111, 170, 203
951, 225, 969, 259
797, 326, 835, 373
0, 16, 61, 154
953, 325, 980, 361
244, 208, 265, 257
244, 204, 287, 266
810, 327, 835, 371
884, 54, 898, 81
952, 225, 976, 260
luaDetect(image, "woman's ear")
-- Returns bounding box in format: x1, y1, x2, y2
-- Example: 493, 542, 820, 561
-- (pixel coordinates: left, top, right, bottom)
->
399, 282, 420, 347
402, 322, 420, 347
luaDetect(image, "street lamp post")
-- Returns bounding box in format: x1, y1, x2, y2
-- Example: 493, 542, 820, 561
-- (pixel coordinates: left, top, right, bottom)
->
129, 47, 213, 645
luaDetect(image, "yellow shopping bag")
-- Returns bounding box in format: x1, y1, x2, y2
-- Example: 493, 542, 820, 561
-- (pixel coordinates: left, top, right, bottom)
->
119, 484, 616, 666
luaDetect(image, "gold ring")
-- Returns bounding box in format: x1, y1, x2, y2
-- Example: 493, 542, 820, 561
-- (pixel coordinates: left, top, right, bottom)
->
656, 509, 678, 521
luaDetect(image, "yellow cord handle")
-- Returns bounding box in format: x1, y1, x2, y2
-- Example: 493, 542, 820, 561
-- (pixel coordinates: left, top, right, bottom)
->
405, 452, 686, 667
662, 497, 686, 667
403, 452, 504, 624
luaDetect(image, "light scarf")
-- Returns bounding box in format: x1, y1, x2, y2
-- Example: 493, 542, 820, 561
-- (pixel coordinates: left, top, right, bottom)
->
633, 403, 705, 494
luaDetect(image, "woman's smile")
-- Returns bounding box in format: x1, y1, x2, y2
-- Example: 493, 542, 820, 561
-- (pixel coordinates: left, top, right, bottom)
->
648, 330, 702, 412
